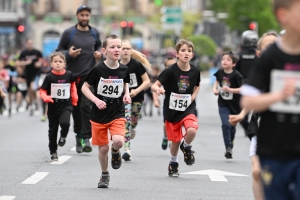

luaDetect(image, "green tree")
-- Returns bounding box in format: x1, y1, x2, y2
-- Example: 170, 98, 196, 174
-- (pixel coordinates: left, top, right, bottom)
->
209, 0, 280, 35
181, 12, 201, 38
188, 35, 217, 57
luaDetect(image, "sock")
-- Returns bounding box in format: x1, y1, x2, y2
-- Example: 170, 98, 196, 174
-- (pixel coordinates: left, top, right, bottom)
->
111, 145, 119, 153
170, 156, 178, 163
102, 171, 109, 175
183, 140, 191, 148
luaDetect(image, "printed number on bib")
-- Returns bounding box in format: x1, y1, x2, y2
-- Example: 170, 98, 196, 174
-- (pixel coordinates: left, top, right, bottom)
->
270, 69, 300, 113
219, 86, 233, 100
169, 92, 191, 111
129, 73, 138, 88
97, 77, 124, 98
51, 83, 70, 99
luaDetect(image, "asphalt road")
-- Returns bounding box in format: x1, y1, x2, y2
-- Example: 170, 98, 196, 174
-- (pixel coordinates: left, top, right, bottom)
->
0, 77, 254, 200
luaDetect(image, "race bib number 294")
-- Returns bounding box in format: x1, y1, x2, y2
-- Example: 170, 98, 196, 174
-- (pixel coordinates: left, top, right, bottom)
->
270, 69, 300, 113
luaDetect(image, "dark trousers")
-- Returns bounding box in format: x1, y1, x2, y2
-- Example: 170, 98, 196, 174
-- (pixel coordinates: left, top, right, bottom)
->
219, 106, 236, 149
48, 109, 71, 153
260, 157, 300, 200
72, 77, 92, 139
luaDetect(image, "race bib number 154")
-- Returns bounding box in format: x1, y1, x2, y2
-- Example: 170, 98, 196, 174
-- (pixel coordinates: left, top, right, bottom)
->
169, 92, 191, 111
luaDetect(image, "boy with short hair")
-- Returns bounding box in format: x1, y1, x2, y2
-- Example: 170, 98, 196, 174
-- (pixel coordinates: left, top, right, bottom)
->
241, 0, 300, 199
213, 51, 245, 159
151, 39, 200, 177
81, 35, 131, 188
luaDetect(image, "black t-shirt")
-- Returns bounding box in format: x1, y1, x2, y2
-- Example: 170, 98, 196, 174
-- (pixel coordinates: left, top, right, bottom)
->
235, 48, 258, 84
40, 71, 74, 115
19, 49, 43, 77
214, 69, 243, 114
122, 58, 146, 102
248, 42, 300, 159
84, 61, 130, 124
158, 63, 201, 122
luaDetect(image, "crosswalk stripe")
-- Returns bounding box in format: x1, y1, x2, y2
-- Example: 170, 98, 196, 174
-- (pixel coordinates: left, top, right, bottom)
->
0, 196, 16, 200
21, 172, 49, 184
50, 156, 72, 165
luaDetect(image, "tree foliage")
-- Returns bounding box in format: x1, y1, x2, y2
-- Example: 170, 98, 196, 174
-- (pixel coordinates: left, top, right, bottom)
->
209, 0, 280, 35
188, 35, 217, 57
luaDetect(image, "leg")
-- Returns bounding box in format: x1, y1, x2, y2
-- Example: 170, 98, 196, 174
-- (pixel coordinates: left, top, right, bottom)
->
58, 109, 71, 146
130, 102, 142, 139
48, 114, 59, 154
123, 104, 131, 161
230, 124, 236, 149
218, 106, 233, 158
110, 118, 126, 168
97, 144, 110, 188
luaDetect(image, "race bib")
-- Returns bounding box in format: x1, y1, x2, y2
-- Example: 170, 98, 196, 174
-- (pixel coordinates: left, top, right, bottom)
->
219, 86, 233, 100
17, 82, 27, 91
51, 83, 70, 99
270, 69, 300, 113
129, 73, 138, 88
169, 92, 191, 111
97, 77, 124, 98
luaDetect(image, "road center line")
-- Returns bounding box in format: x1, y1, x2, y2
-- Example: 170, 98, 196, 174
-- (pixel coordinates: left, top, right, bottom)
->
208, 175, 228, 182
70, 146, 75, 151
50, 156, 72, 165
0, 196, 16, 200
22, 172, 49, 184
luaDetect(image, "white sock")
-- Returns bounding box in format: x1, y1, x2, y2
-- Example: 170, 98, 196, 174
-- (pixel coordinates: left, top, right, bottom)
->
170, 156, 178, 163
183, 140, 191, 148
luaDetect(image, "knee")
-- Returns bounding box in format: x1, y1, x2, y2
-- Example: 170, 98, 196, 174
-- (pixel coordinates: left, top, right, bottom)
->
113, 140, 123, 149
186, 128, 197, 137
60, 121, 70, 128
99, 145, 109, 155
222, 123, 231, 130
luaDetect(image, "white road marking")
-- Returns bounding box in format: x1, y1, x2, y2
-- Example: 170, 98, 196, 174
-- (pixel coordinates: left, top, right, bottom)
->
182, 169, 248, 182
70, 146, 76, 151
0, 196, 16, 200
21, 172, 49, 184
50, 155, 72, 165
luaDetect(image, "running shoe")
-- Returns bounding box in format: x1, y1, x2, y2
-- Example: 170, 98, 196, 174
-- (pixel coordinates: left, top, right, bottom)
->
98, 174, 110, 188
75, 135, 82, 153
225, 147, 233, 159
50, 152, 58, 161
82, 138, 92, 153
180, 141, 195, 165
162, 137, 168, 150
168, 162, 179, 177
111, 147, 122, 169
122, 147, 131, 161
58, 137, 66, 147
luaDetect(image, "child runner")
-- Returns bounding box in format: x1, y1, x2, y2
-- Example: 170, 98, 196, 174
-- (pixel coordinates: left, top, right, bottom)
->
39, 52, 78, 161
229, 31, 278, 200
213, 51, 244, 159
153, 57, 177, 150
119, 40, 150, 161
14, 60, 28, 111
151, 39, 200, 177
81, 35, 131, 188
241, 0, 300, 199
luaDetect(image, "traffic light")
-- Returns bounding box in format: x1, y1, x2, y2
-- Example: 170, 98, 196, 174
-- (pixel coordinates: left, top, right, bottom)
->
128, 21, 134, 35
249, 21, 258, 32
17, 25, 25, 33
120, 21, 134, 37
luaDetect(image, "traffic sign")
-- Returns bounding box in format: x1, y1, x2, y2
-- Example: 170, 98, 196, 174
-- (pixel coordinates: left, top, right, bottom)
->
161, 16, 182, 23
160, 7, 182, 15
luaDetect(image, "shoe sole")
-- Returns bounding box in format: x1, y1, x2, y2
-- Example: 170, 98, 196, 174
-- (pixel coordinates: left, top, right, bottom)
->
76, 147, 82, 153
168, 173, 179, 177
122, 152, 131, 161
98, 184, 109, 188
82, 146, 92, 153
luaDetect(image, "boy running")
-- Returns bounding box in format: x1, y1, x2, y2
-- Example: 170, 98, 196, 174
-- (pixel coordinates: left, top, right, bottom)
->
213, 51, 245, 159
119, 40, 150, 161
39, 52, 78, 161
151, 39, 200, 177
81, 35, 131, 188
241, 0, 300, 199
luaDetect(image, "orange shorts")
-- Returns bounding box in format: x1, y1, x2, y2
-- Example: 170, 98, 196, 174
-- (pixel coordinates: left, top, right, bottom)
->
90, 118, 126, 146
165, 114, 198, 143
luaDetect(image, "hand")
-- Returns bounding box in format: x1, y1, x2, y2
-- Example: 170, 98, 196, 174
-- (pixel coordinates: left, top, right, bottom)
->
93, 98, 106, 110
94, 51, 102, 60
0, 91, 6, 98
130, 89, 137, 98
154, 100, 160, 108
156, 88, 165, 95
44, 96, 54, 103
25, 59, 33, 65
280, 80, 296, 101
69, 46, 81, 58
229, 114, 244, 126
213, 89, 219, 96
123, 94, 131, 104
222, 85, 230, 92
34, 61, 42, 68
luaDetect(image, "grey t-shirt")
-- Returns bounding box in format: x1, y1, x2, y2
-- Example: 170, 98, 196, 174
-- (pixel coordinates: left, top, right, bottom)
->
56, 25, 101, 78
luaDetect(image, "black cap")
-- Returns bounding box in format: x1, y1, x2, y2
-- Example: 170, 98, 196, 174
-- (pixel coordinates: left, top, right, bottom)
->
76, 5, 91, 14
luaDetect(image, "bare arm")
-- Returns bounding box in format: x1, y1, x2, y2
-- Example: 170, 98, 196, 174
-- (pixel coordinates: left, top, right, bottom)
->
191, 85, 200, 102
213, 80, 219, 95
131, 73, 150, 97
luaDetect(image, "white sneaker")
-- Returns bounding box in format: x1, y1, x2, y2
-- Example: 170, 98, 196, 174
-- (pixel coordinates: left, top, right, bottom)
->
122, 147, 131, 161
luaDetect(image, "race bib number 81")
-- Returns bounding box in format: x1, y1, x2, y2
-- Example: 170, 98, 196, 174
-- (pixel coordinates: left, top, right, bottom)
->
97, 77, 124, 98
51, 83, 70, 99
270, 69, 300, 113
169, 92, 191, 111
